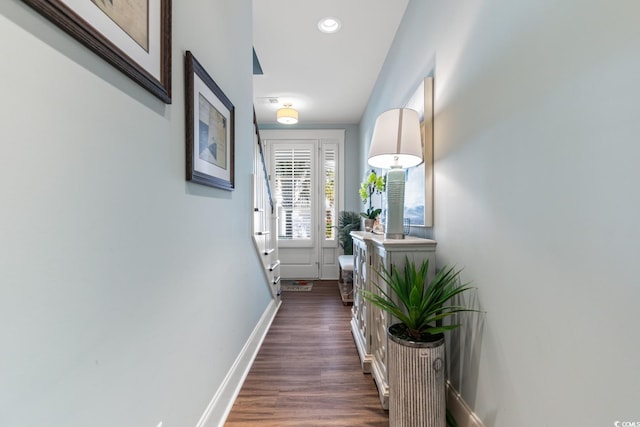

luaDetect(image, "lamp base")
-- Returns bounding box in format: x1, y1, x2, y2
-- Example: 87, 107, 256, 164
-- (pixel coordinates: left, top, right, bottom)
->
384, 166, 406, 240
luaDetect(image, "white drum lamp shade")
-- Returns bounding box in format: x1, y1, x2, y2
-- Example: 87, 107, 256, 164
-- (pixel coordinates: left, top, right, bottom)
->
368, 108, 422, 169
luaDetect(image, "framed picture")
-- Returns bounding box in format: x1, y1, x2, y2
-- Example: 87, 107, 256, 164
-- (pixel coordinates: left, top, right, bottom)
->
185, 51, 235, 191
404, 77, 434, 227
22, 0, 172, 103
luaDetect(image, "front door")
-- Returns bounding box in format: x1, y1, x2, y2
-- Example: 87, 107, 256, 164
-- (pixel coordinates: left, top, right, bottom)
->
262, 129, 344, 280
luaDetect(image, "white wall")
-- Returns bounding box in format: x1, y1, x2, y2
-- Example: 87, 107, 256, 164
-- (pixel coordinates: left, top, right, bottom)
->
0, 1, 271, 426
361, 1, 640, 425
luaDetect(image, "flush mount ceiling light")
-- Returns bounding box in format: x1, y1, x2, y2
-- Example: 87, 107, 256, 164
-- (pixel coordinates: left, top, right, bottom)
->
277, 104, 299, 125
318, 17, 341, 34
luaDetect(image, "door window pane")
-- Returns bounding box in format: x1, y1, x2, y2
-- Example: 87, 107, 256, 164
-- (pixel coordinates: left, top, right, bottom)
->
324, 148, 336, 240
273, 146, 312, 241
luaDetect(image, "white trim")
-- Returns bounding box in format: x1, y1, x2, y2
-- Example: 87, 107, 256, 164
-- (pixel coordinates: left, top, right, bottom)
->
446, 380, 485, 427
195, 299, 282, 427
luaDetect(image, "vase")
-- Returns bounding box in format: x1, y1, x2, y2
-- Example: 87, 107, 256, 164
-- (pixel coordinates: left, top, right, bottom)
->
362, 218, 374, 232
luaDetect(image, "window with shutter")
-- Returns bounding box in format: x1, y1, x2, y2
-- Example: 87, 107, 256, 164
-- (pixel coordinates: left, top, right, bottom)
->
324, 147, 336, 241
273, 144, 314, 241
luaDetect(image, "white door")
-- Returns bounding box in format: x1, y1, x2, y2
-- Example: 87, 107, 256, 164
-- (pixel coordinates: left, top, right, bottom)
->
263, 130, 344, 280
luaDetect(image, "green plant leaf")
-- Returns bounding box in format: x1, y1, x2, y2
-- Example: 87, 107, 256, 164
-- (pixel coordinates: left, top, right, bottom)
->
362, 256, 481, 340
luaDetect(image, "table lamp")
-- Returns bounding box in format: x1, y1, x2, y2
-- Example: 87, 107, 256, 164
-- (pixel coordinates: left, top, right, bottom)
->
367, 108, 423, 239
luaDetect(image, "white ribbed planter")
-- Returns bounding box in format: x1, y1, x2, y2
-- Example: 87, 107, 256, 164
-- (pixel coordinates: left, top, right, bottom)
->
388, 324, 446, 427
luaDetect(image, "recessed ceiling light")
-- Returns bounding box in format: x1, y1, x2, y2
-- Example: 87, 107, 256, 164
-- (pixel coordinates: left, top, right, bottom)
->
318, 17, 341, 34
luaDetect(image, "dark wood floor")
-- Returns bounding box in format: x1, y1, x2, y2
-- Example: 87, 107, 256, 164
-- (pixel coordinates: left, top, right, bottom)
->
225, 280, 389, 426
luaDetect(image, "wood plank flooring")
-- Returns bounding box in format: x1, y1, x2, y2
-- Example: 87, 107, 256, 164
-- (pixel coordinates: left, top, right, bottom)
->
225, 281, 389, 426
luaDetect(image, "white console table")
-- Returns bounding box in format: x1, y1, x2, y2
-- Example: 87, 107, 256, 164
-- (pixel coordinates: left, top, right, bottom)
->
350, 231, 437, 409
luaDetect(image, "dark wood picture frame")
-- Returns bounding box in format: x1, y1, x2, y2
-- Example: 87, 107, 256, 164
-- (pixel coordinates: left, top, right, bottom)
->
185, 51, 235, 191
22, 0, 172, 103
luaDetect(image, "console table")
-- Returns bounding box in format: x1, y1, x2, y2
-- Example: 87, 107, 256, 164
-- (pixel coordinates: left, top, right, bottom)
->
350, 231, 437, 409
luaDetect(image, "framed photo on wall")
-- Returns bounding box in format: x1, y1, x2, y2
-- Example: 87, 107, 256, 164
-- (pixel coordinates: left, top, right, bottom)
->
185, 51, 235, 191
404, 76, 434, 227
22, 0, 172, 103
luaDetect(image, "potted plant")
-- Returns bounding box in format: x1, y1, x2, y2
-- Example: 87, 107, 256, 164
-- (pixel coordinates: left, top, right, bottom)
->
362, 257, 477, 427
359, 170, 385, 231
338, 211, 361, 255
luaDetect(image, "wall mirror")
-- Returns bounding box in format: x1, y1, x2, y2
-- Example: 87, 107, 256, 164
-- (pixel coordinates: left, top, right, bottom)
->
404, 76, 434, 227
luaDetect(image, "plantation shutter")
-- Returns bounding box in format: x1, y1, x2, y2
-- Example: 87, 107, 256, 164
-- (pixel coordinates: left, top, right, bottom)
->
323, 145, 336, 241
273, 144, 314, 241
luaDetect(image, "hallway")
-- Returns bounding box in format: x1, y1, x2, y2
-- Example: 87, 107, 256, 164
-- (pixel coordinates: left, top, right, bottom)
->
225, 281, 389, 426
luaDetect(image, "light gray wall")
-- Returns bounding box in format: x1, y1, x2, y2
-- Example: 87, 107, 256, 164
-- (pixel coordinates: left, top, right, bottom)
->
361, 0, 640, 425
0, 1, 271, 426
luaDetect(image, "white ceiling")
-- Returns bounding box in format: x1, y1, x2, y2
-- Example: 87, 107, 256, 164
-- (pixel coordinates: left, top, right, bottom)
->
253, 0, 410, 126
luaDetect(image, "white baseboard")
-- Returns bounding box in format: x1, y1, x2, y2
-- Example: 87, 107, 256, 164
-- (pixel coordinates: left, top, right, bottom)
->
446, 381, 485, 427
195, 298, 282, 427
